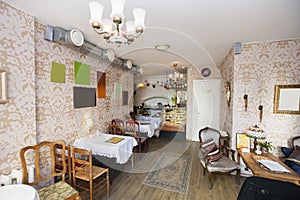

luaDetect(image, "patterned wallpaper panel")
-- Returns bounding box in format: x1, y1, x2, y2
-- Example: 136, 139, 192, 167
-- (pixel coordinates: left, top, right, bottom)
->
219, 49, 234, 142
0, 2, 36, 175
35, 23, 133, 144
231, 39, 300, 151
0, 1, 133, 175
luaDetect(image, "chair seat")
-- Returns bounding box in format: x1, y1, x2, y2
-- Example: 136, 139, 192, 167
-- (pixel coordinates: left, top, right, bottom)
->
75, 166, 108, 181
206, 156, 240, 172
38, 181, 79, 200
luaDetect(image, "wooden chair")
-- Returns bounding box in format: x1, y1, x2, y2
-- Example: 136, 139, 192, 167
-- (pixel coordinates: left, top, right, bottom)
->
108, 123, 124, 135
125, 120, 148, 153
72, 147, 110, 200
20, 140, 80, 200
198, 127, 240, 189
110, 118, 125, 135
54, 143, 72, 185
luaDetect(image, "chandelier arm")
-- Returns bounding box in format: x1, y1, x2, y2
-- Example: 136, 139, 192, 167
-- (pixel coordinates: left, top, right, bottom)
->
127, 31, 142, 39
93, 28, 109, 35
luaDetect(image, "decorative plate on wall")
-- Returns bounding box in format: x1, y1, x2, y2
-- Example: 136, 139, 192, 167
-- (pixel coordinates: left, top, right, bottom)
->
201, 68, 211, 77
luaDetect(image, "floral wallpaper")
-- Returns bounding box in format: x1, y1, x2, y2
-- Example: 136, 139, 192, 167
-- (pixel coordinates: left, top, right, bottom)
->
0, 1, 133, 175
35, 22, 133, 144
231, 39, 300, 152
219, 48, 234, 144
0, 1, 36, 175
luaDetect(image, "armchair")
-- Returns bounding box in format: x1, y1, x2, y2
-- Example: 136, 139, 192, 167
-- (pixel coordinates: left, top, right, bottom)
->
198, 127, 240, 189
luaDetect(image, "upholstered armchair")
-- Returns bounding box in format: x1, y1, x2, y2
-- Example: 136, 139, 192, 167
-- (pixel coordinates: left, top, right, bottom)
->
198, 127, 240, 189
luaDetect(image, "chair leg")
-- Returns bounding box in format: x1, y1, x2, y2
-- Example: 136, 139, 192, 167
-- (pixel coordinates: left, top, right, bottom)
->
208, 172, 213, 189
235, 169, 241, 185
139, 141, 142, 153
202, 165, 206, 176
90, 178, 93, 200
106, 170, 110, 197
144, 140, 148, 153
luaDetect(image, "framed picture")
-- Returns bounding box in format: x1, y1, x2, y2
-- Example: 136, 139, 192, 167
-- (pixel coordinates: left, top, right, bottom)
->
122, 91, 128, 105
0, 70, 7, 104
236, 133, 250, 150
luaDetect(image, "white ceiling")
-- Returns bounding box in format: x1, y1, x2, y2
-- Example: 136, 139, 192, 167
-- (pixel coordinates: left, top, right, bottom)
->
5, 0, 300, 76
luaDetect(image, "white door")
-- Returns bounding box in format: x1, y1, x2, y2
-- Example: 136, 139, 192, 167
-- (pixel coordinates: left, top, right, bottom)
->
192, 79, 220, 141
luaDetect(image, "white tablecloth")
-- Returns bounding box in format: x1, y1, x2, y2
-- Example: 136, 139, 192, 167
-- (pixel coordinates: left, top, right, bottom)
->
73, 133, 138, 164
0, 184, 40, 200
138, 117, 161, 137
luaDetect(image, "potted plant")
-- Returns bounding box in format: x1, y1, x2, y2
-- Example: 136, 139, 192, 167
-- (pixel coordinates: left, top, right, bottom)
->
258, 141, 275, 153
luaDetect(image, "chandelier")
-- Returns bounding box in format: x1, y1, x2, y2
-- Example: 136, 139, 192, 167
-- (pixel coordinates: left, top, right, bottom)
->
166, 71, 187, 89
88, 0, 146, 47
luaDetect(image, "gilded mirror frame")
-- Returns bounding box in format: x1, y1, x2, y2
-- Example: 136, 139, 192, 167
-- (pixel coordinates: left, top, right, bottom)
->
273, 84, 300, 115
0, 70, 8, 104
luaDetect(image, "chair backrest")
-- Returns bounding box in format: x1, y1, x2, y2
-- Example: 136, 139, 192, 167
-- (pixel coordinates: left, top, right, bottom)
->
124, 120, 138, 137
54, 143, 71, 171
71, 147, 92, 179
288, 135, 300, 148
199, 127, 221, 148
109, 124, 124, 135
111, 118, 125, 126
20, 140, 67, 185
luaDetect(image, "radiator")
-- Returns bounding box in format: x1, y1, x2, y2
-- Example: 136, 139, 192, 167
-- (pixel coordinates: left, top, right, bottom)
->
0, 165, 35, 186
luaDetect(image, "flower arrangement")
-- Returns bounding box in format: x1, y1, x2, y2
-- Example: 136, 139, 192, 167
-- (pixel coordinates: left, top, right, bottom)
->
258, 141, 275, 152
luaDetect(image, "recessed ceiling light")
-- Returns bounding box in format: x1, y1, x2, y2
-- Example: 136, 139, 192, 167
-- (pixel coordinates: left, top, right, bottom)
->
155, 44, 170, 51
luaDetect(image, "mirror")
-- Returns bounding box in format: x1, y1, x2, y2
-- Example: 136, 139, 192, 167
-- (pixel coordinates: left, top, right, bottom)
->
273, 84, 300, 115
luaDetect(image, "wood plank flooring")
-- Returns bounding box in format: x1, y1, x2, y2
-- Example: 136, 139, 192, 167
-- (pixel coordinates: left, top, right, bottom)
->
79, 132, 245, 200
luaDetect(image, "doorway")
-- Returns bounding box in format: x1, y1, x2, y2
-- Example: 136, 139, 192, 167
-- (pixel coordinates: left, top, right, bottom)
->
191, 79, 221, 141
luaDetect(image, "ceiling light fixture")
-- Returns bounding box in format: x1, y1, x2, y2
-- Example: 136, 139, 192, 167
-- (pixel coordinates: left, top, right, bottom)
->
155, 44, 170, 51
88, 1, 146, 47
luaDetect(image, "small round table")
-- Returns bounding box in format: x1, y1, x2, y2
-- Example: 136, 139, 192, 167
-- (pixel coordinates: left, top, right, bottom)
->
0, 184, 40, 200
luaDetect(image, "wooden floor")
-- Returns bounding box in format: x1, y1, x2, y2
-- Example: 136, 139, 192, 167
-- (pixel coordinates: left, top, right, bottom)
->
79, 131, 245, 200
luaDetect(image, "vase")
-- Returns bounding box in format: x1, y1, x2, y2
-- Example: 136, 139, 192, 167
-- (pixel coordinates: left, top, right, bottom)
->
262, 147, 268, 154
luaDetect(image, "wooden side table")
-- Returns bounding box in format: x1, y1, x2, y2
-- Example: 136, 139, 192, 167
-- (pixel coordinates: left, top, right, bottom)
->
238, 149, 300, 186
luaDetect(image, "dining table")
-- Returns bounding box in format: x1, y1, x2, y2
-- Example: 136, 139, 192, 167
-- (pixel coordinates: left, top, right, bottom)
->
0, 184, 40, 200
73, 133, 138, 164
137, 117, 162, 137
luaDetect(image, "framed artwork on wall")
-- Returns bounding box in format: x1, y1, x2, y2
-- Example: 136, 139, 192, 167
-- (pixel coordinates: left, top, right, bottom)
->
74, 61, 90, 85
114, 83, 122, 100
273, 84, 300, 115
122, 91, 128, 105
236, 133, 250, 150
50, 62, 65, 83
97, 72, 106, 98
0, 70, 7, 104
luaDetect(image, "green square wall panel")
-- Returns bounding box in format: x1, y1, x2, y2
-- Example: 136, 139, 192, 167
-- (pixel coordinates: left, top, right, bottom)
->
74, 61, 90, 85
50, 62, 65, 83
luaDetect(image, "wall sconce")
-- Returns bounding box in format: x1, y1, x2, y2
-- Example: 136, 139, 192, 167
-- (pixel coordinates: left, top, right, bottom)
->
243, 94, 248, 111
258, 105, 263, 123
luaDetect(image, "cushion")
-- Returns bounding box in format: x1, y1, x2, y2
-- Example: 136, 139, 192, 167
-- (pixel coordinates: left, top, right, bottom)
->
286, 146, 300, 165
281, 147, 293, 157
200, 139, 222, 163
38, 181, 78, 200
284, 160, 300, 175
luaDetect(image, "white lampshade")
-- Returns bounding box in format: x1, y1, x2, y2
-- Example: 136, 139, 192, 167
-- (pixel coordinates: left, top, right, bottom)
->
133, 8, 146, 29
126, 21, 135, 35
88, 2, 104, 25
111, 0, 126, 19
102, 19, 113, 33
